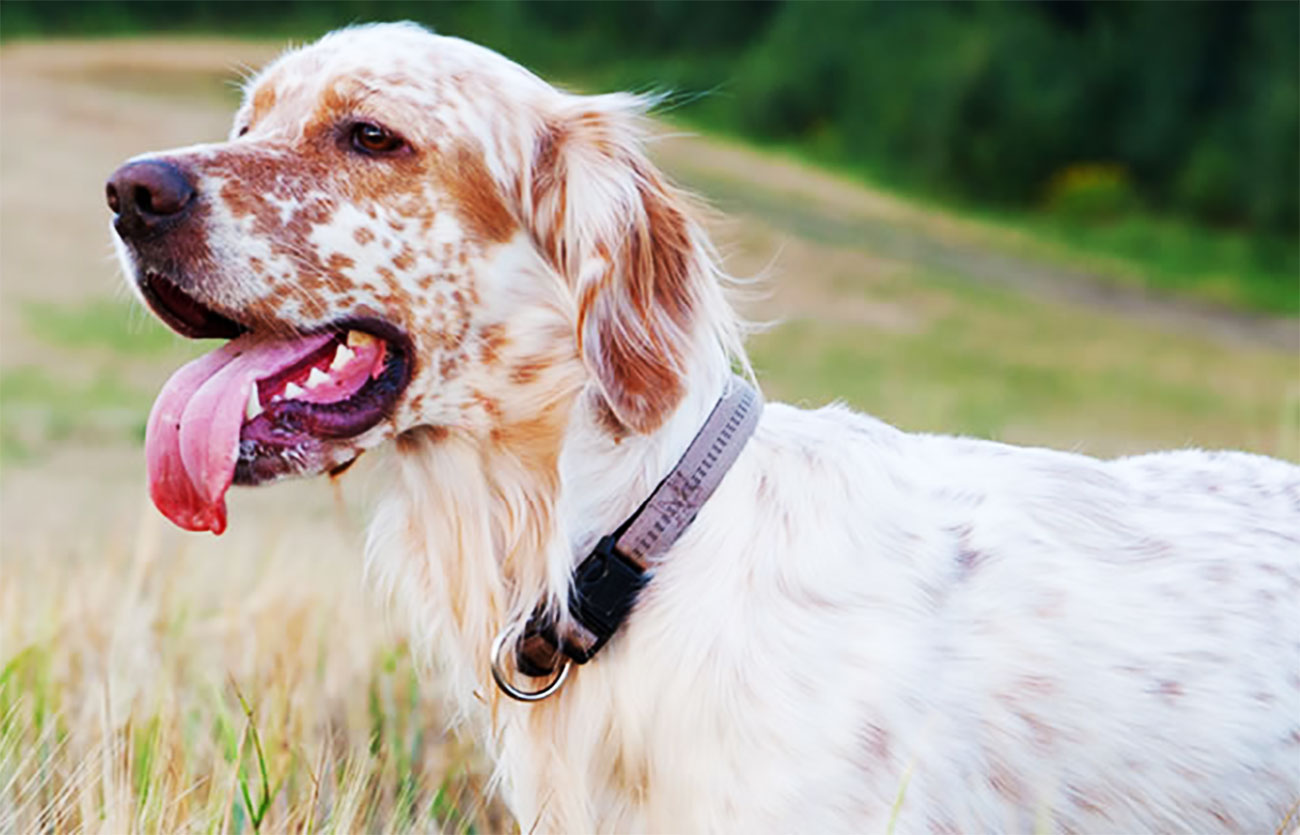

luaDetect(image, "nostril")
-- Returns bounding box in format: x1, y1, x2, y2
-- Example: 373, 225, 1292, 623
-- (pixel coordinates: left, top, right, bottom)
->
106, 182, 120, 214
134, 184, 155, 215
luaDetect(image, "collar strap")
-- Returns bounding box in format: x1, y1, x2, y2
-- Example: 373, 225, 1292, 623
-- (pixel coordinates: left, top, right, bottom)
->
515, 375, 763, 678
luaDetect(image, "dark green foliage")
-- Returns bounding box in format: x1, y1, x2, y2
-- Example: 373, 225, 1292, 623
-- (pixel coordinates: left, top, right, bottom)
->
3, 0, 1295, 270
713, 1, 1298, 237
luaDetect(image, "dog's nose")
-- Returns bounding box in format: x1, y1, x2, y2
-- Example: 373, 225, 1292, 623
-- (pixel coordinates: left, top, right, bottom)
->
106, 160, 196, 238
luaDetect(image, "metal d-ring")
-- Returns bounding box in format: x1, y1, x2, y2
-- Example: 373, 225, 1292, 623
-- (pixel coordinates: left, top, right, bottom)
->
490, 628, 571, 702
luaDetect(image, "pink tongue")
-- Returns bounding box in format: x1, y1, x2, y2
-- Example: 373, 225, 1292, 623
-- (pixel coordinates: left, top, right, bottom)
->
145, 332, 333, 534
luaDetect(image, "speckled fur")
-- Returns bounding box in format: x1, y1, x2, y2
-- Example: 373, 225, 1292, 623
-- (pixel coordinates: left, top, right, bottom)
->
118, 23, 1300, 833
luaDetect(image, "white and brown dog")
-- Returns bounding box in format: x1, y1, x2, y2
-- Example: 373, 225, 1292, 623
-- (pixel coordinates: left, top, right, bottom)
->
108, 22, 1299, 833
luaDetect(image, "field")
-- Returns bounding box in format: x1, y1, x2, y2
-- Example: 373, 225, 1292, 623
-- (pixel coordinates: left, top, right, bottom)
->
2, 39, 1296, 832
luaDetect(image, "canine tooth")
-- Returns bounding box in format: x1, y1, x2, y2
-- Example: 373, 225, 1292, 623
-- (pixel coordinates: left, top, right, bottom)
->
305, 367, 331, 389
346, 330, 377, 349
245, 386, 263, 420
330, 344, 355, 370
283, 382, 305, 399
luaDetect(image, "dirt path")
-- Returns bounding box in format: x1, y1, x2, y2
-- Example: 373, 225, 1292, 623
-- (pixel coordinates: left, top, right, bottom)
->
652, 136, 1298, 353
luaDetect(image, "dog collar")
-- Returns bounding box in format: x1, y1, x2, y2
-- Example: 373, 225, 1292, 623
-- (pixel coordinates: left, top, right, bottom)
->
491, 375, 763, 701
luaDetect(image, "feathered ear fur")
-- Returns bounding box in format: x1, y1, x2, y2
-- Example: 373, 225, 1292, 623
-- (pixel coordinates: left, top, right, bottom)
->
528, 93, 707, 434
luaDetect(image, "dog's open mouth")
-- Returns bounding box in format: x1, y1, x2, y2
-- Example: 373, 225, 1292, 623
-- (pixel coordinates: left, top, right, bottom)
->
142, 273, 411, 534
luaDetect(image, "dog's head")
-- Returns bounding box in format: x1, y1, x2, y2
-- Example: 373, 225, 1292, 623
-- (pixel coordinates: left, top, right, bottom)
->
109, 23, 719, 533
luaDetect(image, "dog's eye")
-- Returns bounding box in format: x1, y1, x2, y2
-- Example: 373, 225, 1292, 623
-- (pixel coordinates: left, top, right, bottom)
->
351, 122, 405, 155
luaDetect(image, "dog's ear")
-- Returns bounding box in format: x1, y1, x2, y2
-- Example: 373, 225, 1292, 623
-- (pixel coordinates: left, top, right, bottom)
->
528, 94, 701, 434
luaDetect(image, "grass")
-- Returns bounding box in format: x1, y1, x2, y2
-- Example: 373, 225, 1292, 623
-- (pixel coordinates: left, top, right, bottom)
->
0, 365, 152, 463
0, 518, 501, 833
986, 207, 1298, 316
1, 299, 197, 465
22, 299, 186, 358
664, 118, 1300, 317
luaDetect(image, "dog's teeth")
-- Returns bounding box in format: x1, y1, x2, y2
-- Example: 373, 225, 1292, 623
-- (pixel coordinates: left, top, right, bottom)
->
245, 386, 263, 420
305, 367, 331, 389
283, 382, 305, 399
330, 344, 355, 371
346, 330, 377, 349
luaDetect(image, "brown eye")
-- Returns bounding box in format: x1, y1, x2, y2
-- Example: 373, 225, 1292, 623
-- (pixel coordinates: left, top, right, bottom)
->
351, 122, 405, 155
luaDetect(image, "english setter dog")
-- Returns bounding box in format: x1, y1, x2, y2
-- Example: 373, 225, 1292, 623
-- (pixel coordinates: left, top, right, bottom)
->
108, 23, 1299, 833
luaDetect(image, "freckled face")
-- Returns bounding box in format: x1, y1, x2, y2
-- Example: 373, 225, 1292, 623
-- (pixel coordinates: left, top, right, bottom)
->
201, 57, 521, 431
108, 28, 550, 531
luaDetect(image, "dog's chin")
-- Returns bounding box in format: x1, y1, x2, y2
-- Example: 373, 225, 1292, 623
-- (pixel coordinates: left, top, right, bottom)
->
232, 432, 366, 487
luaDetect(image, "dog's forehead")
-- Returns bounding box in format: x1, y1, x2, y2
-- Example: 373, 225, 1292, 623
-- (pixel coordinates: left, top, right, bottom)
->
238, 24, 544, 140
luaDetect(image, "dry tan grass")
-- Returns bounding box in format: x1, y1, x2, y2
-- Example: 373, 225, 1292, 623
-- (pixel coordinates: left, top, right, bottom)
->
1, 37, 1296, 834
1, 452, 502, 833
1, 41, 506, 831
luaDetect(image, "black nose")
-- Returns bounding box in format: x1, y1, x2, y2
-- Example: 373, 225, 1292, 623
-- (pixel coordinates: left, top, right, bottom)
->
106, 160, 196, 238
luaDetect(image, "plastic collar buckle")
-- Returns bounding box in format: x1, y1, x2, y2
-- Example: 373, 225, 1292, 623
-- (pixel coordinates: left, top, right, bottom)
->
565, 535, 648, 663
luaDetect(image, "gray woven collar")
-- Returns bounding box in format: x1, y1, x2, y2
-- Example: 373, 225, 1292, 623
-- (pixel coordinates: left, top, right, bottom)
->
504, 375, 763, 693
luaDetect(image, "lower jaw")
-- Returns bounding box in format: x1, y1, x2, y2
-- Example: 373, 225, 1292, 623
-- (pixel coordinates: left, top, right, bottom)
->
233, 437, 327, 485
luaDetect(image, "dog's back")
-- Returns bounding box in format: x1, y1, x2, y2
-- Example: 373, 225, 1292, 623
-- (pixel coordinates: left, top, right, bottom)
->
597, 403, 1300, 831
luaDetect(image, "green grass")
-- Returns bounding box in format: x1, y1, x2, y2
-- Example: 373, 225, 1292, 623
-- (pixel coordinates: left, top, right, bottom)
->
23, 298, 187, 357
749, 268, 1297, 459
1, 299, 199, 464
0, 365, 153, 462
664, 119, 1299, 317
989, 208, 1298, 315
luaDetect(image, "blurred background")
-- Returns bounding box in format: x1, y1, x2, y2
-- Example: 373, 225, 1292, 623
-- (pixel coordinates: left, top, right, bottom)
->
2, 2, 1296, 832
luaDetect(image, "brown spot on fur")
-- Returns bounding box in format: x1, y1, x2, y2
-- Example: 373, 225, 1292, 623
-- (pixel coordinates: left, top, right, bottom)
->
1208, 808, 1235, 828
927, 818, 961, 835
956, 547, 986, 574
441, 143, 517, 244
1066, 784, 1105, 815
988, 760, 1026, 803
439, 354, 463, 380
396, 425, 448, 452
509, 359, 547, 386
1156, 680, 1184, 703
250, 83, 277, 124
860, 723, 892, 764
353, 226, 375, 245
471, 390, 503, 426
478, 323, 507, 366
326, 252, 355, 273
392, 245, 416, 272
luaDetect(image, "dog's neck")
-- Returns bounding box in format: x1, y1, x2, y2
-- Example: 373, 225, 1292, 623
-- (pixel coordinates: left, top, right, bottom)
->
367, 337, 733, 721
557, 351, 733, 562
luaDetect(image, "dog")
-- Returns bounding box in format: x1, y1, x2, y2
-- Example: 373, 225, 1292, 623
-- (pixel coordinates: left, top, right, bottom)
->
108, 22, 1299, 832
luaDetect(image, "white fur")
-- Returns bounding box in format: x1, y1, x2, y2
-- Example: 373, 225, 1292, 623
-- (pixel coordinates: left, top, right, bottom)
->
372, 379, 1300, 831
123, 23, 1300, 832
355, 31, 1300, 833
